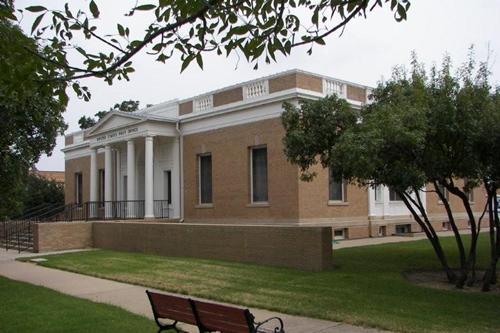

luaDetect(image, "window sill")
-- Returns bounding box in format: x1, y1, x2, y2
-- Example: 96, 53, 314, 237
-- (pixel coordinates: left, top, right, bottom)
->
195, 203, 214, 209
246, 202, 270, 208
328, 201, 349, 206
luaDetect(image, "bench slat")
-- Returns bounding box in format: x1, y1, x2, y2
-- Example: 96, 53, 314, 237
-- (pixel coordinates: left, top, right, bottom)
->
147, 291, 198, 326
194, 300, 252, 333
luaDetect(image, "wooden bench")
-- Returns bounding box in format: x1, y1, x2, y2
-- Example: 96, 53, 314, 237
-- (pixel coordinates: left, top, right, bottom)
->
146, 290, 284, 333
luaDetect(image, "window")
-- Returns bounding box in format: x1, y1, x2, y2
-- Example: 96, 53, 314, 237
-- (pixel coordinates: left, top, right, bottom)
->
436, 184, 449, 201
374, 185, 382, 202
199, 154, 212, 204
123, 176, 128, 201
98, 169, 105, 206
329, 169, 345, 202
464, 178, 474, 202
395, 224, 411, 234
389, 187, 402, 201
378, 226, 387, 237
251, 147, 268, 203
75, 173, 83, 205
334, 228, 347, 240
164, 170, 172, 204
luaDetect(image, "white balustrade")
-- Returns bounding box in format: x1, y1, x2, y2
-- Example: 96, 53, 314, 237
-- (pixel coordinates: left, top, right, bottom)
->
244, 80, 269, 99
194, 95, 213, 112
323, 79, 346, 98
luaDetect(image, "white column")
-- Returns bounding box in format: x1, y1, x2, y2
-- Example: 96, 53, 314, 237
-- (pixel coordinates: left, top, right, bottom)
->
144, 136, 154, 218
115, 148, 121, 200
171, 137, 181, 219
89, 148, 98, 217
104, 145, 113, 218
127, 140, 136, 217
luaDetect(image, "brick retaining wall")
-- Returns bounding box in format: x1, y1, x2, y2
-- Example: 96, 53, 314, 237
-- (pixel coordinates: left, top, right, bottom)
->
92, 222, 333, 272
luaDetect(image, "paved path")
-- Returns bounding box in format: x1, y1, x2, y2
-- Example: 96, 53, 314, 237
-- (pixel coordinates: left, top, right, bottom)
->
0, 249, 387, 333
333, 230, 471, 249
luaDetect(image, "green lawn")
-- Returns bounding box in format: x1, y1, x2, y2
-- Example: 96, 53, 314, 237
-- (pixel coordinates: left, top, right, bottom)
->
27, 236, 499, 333
0, 276, 157, 333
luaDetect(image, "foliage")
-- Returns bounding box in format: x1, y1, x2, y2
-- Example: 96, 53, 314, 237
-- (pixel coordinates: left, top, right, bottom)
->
78, 99, 141, 129
282, 50, 500, 289
2, 0, 410, 97
0, 19, 67, 219
32, 238, 500, 333
19, 173, 65, 217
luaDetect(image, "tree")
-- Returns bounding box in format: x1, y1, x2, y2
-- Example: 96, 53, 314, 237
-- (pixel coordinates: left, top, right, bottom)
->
0, 18, 67, 219
1, 0, 410, 97
78, 99, 141, 129
20, 173, 65, 217
282, 52, 499, 290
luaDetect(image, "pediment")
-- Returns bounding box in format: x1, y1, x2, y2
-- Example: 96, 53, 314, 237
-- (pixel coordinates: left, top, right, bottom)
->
87, 112, 144, 136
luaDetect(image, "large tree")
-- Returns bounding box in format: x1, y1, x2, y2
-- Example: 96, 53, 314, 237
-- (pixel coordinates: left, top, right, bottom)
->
78, 100, 141, 129
282, 52, 499, 290
0, 17, 67, 219
2, 0, 410, 96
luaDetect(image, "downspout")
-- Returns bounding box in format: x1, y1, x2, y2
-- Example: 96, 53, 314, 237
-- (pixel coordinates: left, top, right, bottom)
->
176, 120, 184, 222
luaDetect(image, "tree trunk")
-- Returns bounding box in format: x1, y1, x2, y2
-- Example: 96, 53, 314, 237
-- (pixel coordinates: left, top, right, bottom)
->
433, 181, 467, 287
400, 191, 456, 283
482, 183, 499, 291
443, 179, 481, 287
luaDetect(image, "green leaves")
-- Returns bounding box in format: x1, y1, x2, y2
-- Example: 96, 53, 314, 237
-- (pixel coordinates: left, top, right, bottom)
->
89, 0, 99, 18
25, 6, 47, 12
31, 13, 44, 34
19, 0, 413, 84
134, 4, 156, 11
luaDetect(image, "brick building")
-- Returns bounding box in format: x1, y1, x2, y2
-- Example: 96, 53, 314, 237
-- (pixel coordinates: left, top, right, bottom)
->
62, 69, 486, 239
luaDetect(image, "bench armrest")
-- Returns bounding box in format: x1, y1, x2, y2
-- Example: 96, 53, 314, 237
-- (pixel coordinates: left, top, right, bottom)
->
254, 316, 284, 333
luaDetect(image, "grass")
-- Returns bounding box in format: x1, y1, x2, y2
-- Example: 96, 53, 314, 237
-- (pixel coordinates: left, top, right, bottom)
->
0, 276, 157, 333
26, 235, 500, 333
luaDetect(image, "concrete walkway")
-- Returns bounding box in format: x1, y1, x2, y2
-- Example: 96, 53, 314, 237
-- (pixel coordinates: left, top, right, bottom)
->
0, 249, 387, 333
333, 230, 471, 249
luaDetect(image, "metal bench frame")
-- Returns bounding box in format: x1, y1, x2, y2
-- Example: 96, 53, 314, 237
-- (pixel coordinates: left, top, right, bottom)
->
146, 290, 284, 333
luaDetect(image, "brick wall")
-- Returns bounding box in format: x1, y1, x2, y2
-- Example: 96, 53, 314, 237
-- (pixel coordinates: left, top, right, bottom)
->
64, 153, 104, 204
34, 222, 93, 252
213, 87, 243, 107
269, 72, 323, 94
298, 164, 369, 220
93, 222, 333, 271
183, 117, 300, 223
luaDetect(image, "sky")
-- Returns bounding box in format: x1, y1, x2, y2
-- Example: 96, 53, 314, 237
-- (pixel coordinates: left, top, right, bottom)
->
15, 0, 500, 171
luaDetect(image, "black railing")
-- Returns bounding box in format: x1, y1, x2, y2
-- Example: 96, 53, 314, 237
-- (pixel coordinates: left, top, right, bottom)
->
40, 200, 169, 222
85, 200, 145, 220
1, 200, 171, 252
1, 219, 35, 253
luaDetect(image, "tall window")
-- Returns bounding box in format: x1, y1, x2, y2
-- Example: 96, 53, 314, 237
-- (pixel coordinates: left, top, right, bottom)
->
436, 183, 449, 201
329, 169, 345, 202
75, 173, 83, 205
251, 146, 268, 203
464, 178, 474, 202
199, 154, 212, 204
98, 169, 105, 205
374, 185, 382, 202
164, 170, 172, 204
389, 187, 402, 201
123, 176, 128, 201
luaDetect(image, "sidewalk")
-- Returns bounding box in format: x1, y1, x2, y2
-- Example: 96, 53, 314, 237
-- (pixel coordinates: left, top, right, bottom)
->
0, 249, 387, 333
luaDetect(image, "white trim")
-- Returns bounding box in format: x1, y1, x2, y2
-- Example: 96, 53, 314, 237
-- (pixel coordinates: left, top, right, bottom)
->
249, 145, 268, 204
198, 153, 212, 205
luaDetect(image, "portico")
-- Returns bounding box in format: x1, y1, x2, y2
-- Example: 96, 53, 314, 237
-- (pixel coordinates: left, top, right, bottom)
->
85, 111, 181, 220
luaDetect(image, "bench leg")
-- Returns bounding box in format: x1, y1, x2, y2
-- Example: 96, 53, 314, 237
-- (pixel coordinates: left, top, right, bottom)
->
157, 320, 181, 333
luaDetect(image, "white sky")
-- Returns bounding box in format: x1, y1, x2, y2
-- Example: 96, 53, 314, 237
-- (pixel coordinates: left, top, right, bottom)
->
15, 0, 500, 171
